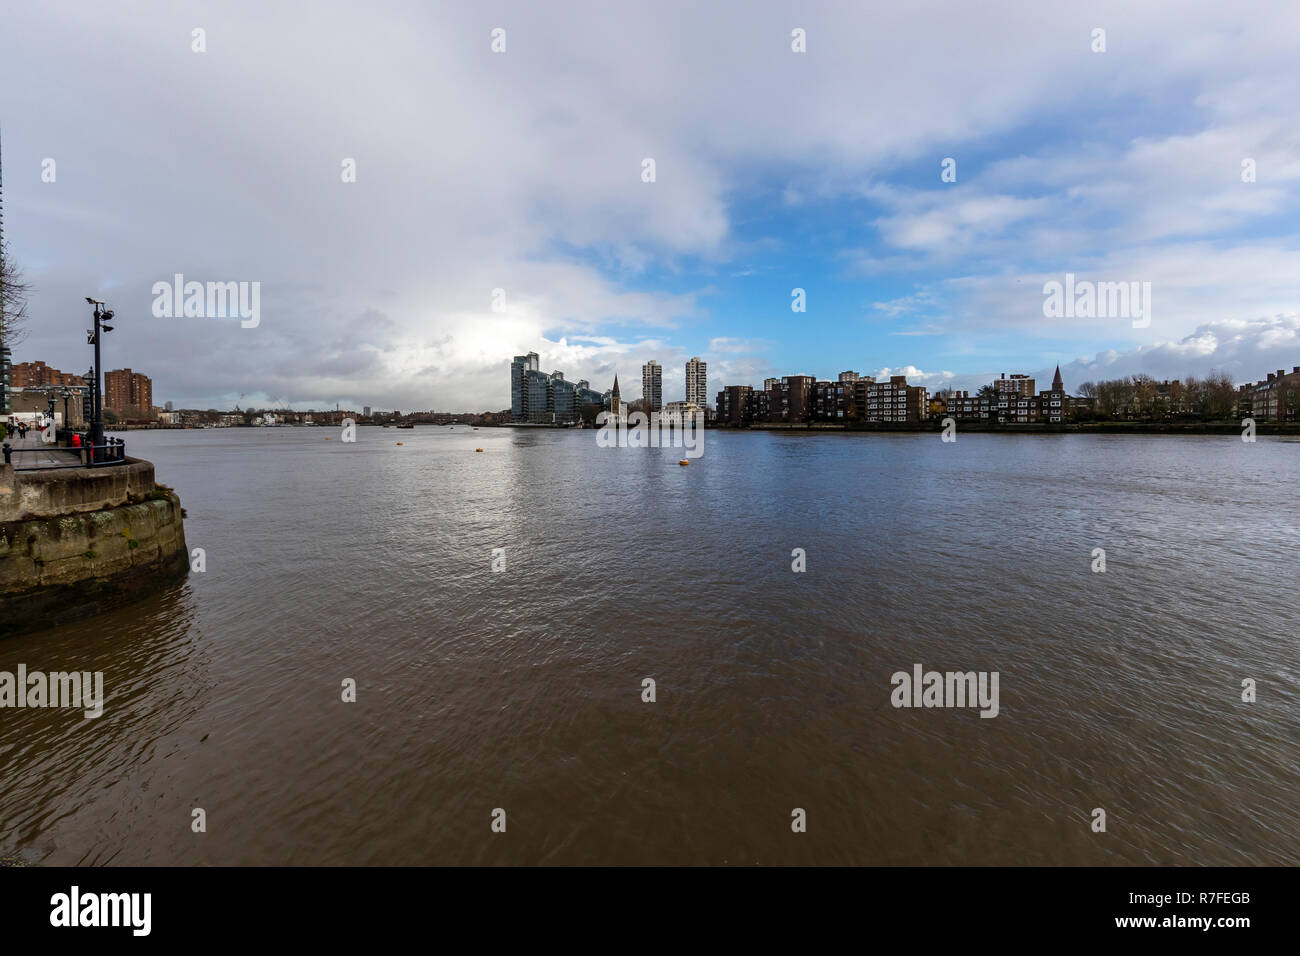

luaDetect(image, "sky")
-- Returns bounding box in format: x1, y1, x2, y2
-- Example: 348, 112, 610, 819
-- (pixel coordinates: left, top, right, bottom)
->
1, 0, 1299, 411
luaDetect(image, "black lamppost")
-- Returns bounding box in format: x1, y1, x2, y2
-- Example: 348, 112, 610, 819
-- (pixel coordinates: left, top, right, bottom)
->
85, 368, 95, 434
85, 298, 114, 452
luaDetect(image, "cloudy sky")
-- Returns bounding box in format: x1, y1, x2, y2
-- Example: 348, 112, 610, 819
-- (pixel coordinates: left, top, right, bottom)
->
2, 0, 1298, 410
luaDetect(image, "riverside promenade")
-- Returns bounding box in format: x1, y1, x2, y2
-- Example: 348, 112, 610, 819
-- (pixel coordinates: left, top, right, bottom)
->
2, 433, 128, 470
4, 434, 81, 468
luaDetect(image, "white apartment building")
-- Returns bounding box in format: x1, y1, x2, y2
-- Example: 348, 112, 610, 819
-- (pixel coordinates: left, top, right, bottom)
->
685, 356, 707, 408
641, 361, 662, 412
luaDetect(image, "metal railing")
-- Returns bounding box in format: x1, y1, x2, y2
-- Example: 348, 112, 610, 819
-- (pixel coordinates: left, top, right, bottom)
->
2, 437, 128, 470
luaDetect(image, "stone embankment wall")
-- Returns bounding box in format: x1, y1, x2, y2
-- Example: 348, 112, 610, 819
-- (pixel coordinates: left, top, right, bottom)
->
0, 458, 158, 522
0, 459, 188, 636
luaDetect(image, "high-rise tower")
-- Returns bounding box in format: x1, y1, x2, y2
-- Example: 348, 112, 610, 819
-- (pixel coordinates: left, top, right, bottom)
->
685, 356, 707, 408
641, 360, 662, 412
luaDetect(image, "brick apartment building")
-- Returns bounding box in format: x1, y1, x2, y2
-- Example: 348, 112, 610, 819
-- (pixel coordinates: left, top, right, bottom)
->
715, 376, 819, 424
995, 372, 1036, 397
993, 369, 1066, 424
770, 375, 815, 423
811, 380, 846, 420
716, 384, 754, 424
866, 375, 928, 423
943, 390, 995, 421
992, 366, 1065, 424
812, 376, 877, 421
716, 372, 928, 424
104, 368, 153, 415
714, 368, 1082, 428
11, 361, 86, 388
1242, 366, 1300, 422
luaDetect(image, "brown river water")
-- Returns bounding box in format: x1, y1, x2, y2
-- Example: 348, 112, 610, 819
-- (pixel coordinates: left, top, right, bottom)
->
1, 427, 1296, 865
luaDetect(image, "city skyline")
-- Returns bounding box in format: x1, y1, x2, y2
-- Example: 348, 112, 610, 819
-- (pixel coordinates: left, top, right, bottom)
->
2, 2, 1298, 413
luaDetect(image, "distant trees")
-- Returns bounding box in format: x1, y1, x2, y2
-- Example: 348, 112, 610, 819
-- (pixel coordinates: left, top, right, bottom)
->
1187, 372, 1238, 420
1072, 371, 1239, 421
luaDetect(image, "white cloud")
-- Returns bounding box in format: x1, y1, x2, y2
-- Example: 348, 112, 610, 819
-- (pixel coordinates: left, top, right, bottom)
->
873, 366, 954, 387
4, 0, 1300, 407
1059, 314, 1300, 387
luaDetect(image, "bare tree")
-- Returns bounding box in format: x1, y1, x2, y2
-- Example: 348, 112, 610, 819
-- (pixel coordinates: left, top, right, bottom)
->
1093, 379, 1121, 418
1204, 370, 1237, 420
1131, 374, 1158, 419
1165, 379, 1187, 418
0, 237, 31, 346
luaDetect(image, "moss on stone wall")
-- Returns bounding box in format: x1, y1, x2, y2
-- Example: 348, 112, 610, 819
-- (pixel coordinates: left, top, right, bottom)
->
0, 492, 189, 637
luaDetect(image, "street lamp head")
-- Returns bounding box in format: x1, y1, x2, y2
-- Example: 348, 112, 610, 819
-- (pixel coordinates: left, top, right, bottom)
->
101, 325, 114, 333
85, 297, 105, 306
101, 310, 114, 322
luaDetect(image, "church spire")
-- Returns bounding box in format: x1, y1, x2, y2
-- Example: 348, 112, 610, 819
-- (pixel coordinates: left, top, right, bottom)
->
1052, 364, 1063, 391
608, 374, 623, 418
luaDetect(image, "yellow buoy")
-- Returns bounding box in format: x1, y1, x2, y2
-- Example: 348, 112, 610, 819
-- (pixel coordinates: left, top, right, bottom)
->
679, 459, 690, 466
325, 437, 331, 440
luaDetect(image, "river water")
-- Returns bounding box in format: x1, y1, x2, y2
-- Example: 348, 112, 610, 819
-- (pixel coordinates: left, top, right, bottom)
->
1, 426, 1296, 865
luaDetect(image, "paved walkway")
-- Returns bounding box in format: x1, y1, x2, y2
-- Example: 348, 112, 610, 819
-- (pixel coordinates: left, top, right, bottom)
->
5, 434, 85, 468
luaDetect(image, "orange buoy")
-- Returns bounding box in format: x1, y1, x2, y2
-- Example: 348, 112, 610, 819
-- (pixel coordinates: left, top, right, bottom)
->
678, 459, 690, 466
396, 442, 403, 445
475, 448, 484, 452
